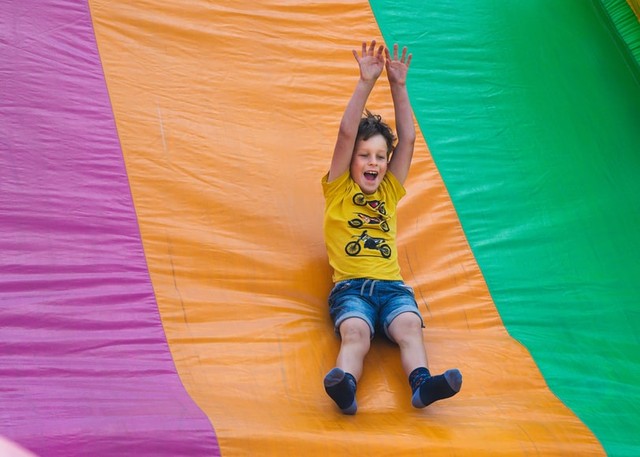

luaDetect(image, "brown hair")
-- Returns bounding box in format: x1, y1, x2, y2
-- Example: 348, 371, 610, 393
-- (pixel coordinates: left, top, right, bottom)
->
357, 110, 396, 155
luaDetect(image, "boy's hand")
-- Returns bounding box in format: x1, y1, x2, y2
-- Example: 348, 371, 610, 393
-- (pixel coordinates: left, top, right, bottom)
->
385, 43, 412, 85
352, 40, 385, 83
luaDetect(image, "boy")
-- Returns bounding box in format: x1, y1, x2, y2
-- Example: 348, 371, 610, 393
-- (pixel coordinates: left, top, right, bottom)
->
322, 40, 462, 415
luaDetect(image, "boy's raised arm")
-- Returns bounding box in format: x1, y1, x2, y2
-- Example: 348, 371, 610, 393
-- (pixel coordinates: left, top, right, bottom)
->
328, 41, 385, 182
386, 44, 416, 185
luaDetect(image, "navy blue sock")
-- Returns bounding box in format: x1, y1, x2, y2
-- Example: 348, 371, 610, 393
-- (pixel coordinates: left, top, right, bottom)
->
324, 368, 357, 415
409, 367, 462, 408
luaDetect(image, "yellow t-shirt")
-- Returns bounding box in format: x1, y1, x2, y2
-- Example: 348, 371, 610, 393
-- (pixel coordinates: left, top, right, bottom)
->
322, 170, 406, 282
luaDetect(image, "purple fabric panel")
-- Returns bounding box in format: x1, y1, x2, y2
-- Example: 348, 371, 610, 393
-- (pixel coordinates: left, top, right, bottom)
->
0, 2, 219, 456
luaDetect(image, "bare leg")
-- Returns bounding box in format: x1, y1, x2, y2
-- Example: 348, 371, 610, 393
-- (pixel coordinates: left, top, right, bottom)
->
336, 317, 371, 380
387, 312, 428, 375
324, 317, 371, 414
388, 312, 462, 408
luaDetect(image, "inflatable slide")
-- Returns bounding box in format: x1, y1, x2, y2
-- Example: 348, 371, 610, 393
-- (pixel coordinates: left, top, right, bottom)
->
1, 0, 639, 455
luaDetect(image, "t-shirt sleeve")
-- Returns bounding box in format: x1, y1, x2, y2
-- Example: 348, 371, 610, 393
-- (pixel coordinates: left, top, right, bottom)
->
322, 169, 351, 200
383, 170, 407, 202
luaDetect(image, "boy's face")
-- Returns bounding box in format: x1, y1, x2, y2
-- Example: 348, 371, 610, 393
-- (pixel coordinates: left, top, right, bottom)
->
350, 134, 388, 195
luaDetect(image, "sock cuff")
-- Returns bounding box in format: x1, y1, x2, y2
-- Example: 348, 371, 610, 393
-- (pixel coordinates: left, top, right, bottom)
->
409, 367, 431, 392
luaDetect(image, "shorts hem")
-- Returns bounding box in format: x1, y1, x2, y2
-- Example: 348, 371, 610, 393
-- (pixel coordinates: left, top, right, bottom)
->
334, 313, 375, 339
383, 309, 425, 341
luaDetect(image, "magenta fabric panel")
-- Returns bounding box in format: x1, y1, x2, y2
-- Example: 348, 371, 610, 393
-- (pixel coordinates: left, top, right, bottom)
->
0, 1, 219, 456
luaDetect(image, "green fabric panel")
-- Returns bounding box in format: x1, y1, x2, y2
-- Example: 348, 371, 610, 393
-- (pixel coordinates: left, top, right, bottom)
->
370, 1, 640, 456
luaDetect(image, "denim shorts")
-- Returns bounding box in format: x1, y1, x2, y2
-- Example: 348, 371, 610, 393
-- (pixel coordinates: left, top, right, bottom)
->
328, 278, 424, 340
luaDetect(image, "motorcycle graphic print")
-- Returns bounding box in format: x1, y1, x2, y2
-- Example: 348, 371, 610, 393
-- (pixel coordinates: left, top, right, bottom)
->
343, 192, 392, 259
348, 212, 390, 232
345, 230, 392, 258
352, 193, 386, 215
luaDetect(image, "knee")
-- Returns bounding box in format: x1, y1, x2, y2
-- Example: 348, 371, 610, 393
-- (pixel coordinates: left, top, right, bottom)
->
388, 313, 423, 345
339, 319, 371, 345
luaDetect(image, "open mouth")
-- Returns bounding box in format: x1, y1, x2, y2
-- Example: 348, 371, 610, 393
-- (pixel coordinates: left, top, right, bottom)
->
364, 171, 378, 181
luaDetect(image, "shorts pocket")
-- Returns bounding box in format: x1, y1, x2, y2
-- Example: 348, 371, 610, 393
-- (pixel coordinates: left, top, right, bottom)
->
399, 283, 415, 296
331, 280, 352, 294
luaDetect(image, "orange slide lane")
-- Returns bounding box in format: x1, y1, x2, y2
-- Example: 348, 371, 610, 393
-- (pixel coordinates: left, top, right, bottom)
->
90, 0, 604, 455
